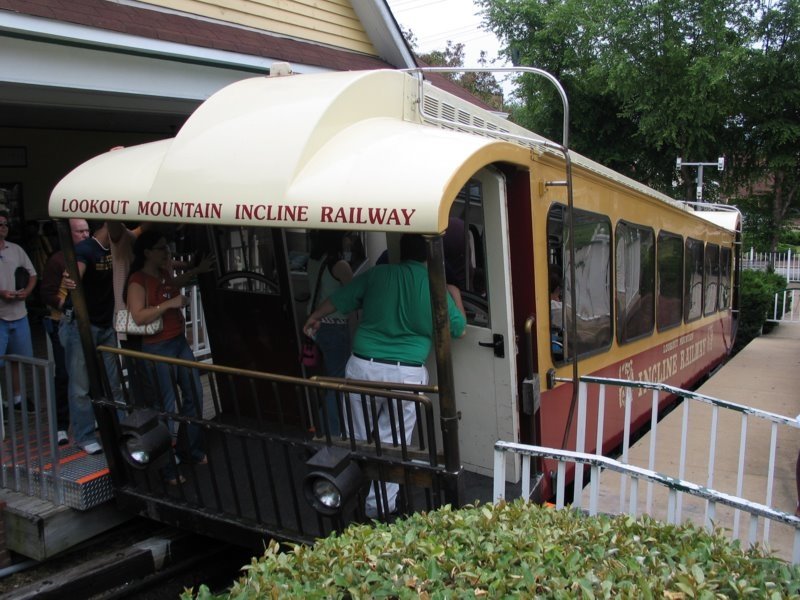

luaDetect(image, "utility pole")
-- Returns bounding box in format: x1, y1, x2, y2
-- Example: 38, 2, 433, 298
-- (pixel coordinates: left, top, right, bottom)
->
676, 157, 725, 201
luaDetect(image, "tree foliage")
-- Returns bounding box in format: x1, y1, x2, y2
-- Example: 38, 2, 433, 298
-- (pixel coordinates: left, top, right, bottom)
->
727, 0, 800, 249
415, 40, 505, 110
477, 0, 800, 241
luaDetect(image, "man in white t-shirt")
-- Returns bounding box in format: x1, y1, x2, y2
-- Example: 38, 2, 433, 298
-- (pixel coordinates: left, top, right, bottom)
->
0, 211, 37, 407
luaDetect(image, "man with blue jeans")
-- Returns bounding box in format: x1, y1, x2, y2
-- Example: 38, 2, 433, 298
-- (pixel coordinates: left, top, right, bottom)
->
304, 234, 466, 518
40, 218, 90, 443
60, 223, 123, 454
0, 211, 37, 408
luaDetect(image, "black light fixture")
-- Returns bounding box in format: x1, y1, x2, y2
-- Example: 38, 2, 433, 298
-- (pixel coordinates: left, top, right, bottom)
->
119, 409, 171, 469
303, 446, 362, 516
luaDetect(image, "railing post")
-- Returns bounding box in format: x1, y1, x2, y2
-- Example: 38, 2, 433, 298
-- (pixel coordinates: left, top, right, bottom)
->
788, 248, 792, 281
493, 445, 506, 502
425, 235, 462, 507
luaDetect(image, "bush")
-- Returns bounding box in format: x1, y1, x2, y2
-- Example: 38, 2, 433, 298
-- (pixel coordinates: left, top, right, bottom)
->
734, 269, 788, 354
184, 501, 800, 599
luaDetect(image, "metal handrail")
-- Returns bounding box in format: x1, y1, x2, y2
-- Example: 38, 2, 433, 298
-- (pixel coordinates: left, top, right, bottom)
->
548, 373, 799, 556
493, 441, 800, 564
767, 288, 800, 323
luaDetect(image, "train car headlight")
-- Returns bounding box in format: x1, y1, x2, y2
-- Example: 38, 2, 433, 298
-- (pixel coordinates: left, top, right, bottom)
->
303, 446, 362, 515
119, 409, 171, 469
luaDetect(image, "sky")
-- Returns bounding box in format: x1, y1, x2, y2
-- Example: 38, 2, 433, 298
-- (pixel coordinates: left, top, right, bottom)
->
384, 0, 515, 94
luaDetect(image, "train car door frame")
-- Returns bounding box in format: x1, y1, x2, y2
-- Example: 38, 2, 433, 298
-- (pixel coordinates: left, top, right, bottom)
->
444, 166, 520, 480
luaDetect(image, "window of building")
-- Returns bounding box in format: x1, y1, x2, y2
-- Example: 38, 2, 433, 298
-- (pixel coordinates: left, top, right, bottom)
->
547, 204, 612, 361
615, 222, 655, 343
704, 243, 720, 315
719, 246, 732, 310
657, 231, 683, 331
684, 238, 704, 322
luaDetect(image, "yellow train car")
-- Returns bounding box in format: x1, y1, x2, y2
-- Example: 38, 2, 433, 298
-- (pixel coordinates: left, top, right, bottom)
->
49, 67, 739, 545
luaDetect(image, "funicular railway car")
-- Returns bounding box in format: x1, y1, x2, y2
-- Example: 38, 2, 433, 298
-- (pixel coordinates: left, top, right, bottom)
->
48, 67, 740, 549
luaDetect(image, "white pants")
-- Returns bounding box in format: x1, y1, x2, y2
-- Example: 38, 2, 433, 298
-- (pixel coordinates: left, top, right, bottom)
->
345, 354, 428, 518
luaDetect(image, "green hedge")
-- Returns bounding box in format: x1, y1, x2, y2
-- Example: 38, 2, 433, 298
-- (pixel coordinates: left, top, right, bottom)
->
734, 269, 788, 355
185, 501, 800, 599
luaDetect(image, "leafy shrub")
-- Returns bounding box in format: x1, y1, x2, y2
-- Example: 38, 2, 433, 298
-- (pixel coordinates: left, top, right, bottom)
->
184, 500, 800, 599
734, 269, 788, 354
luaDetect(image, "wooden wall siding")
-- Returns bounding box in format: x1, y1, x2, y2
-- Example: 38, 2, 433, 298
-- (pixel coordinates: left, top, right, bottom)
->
140, 0, 378, 55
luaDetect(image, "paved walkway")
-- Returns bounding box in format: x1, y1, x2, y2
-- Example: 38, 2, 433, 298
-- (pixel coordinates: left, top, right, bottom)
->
596, 321, 800, 562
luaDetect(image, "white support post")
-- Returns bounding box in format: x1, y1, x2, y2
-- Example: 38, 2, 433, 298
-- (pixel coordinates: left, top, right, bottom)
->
573, 382, 588, 508
521, 455, 531, 501
763, 423, 778, 542
619, 387, 633, 514
556, 461, 567, 509
705, 405, 719, 528
492, 447, 506, 502
733, 415, 748, 538
646, 389, 658, 514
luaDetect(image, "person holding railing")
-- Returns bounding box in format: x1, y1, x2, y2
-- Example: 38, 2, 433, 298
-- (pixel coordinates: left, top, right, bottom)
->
59, 222, 124, 455
304, 233, 466, 518
126, 230, 213, 485
306, 230, 353, 436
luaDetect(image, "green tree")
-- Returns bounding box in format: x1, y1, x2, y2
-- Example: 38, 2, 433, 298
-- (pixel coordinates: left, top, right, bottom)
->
727, 0, 800, 250
418, 41, 504, 110
477, 0, 750, 197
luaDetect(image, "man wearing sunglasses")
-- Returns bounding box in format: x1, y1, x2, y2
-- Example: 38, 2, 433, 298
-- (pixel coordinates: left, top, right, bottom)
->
0, 211, 37, 409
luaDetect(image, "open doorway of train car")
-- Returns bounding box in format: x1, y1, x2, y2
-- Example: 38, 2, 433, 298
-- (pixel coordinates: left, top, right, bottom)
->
191, 226, 308, 424
439, 166, 526, 480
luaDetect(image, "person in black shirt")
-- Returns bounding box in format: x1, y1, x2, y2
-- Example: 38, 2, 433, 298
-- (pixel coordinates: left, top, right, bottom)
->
59, 223, 124, 454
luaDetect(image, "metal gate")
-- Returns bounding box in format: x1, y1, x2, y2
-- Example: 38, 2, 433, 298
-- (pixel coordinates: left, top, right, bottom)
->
95, 345, 454, 548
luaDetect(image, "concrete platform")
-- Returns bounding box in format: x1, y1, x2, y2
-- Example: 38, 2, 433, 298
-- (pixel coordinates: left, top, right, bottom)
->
596, 321, 800, 561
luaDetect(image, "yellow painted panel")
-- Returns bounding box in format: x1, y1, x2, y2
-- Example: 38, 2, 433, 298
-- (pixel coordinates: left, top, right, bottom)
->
141, 0, 377, 55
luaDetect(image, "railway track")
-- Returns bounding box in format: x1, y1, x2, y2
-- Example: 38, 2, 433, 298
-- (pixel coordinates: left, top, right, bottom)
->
0, 518, 254, 599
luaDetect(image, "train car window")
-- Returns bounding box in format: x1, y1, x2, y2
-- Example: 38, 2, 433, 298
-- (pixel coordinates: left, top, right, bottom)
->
719, 246, 732, 310
656, 231, 684, 331
214, 226, 281, 295
704, 243, 720, 315
548, 204, 612, 362
615, 222, 655, 343
450, 181, 488, 326
684, 238, 704, 322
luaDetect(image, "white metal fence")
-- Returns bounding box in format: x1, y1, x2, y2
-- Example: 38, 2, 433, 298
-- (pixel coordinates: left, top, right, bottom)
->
767, 288, 800, 323
494, 375, 800, 564
0, 356, 64, 505
742, 247, 800, 282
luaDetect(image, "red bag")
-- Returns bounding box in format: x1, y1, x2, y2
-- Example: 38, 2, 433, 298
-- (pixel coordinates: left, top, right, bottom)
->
300, 336, 320, 368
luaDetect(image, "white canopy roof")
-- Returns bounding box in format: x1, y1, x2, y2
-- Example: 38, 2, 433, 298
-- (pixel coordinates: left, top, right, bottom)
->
49, 70, 522, 234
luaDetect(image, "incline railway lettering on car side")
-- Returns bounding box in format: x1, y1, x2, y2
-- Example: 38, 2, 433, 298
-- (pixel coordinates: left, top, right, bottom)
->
60, 199, 418, 227
319, 206, 416, 226
60, 198, 223, 220
619, 328, 718, 399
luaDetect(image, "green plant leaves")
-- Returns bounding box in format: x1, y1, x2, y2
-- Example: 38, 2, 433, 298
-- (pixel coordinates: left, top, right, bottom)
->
182, 500, 800, 599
